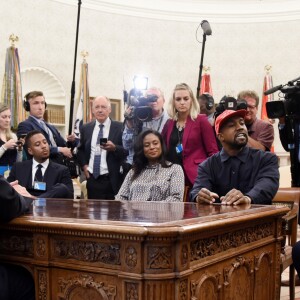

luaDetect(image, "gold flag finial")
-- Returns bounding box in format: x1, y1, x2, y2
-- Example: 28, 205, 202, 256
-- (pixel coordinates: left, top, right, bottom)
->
81, 50, 89, 61
9, 34, 19, 47
203, 66, 210, 74
264, 65, 272, 74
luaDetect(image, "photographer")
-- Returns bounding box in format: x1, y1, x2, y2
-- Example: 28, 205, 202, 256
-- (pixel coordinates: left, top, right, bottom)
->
122, 87, 169, 166
237, 90, 274, 151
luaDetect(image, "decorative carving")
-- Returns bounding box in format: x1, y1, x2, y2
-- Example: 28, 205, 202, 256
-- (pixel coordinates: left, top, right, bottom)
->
0, 234, 33, 256
38, 270, 48, 300
147, 246, 172, 269
36, 237, 46, 258
58, 274, 116, 300
179, 279, 188, 300
181, 244, 188, 268
191, 272, 220, 300
53, 240, 121, 265
125, 282, 138, 300
125, 246, 137, 269
190, 223, 273, 261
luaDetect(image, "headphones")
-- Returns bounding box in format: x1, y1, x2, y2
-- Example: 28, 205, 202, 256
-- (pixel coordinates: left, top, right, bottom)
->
200, 93, 214, 110
23, 92, 47, 112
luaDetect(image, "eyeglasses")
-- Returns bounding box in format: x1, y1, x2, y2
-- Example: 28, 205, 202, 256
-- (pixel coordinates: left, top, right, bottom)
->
247, 104, 257, 110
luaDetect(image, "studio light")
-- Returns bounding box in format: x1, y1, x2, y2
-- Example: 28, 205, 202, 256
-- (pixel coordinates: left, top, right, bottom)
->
133, 75, 148, 90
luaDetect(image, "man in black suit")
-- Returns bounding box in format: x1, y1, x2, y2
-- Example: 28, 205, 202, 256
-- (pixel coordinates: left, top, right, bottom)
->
8, 130, 74, 199
17, 90, 76, 163
0, 177, 35, 299
77, 96, 127, 199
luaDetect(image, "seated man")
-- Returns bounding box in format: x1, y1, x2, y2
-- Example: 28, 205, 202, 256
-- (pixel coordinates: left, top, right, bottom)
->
8, 130, 74, 199
0, 177, 35, 299
190, 109, 279, 205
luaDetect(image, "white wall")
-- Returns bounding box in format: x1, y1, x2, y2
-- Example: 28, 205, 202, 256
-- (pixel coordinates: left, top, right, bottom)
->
1, 0, 300, 153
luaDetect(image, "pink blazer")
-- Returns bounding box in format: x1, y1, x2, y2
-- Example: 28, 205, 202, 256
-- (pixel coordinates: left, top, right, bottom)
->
162, 114, 218, 185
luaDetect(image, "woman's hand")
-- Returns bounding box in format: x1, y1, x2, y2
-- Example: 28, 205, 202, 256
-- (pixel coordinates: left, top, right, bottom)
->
4, 139, 17, 150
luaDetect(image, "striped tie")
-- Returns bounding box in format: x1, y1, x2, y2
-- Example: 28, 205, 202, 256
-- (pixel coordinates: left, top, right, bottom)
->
93, 124, 104, 178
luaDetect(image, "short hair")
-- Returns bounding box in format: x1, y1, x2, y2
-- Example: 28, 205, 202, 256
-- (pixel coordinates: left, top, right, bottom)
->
24, 91, 44, 101
132, 129, 171, 181
92, 96, 111, 108
147, 87, 165, 100
168, 83, 199, 120
237, 90, 259, 107
25, 130, 46, 148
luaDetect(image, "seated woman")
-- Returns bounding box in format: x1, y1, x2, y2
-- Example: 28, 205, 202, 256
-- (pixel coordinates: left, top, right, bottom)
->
116, 130, 184, 202
0, 104, 24, 176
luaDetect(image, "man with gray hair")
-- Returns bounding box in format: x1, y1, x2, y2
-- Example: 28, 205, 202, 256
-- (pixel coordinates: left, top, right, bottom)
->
237, 90, 274, 151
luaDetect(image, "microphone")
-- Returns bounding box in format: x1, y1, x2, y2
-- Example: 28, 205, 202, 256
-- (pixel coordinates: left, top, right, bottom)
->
264, 84, 282, 96
201, 20, 212, 35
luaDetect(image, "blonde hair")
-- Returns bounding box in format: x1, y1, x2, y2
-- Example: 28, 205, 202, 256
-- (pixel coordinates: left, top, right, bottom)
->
0, 104, 13, 140
168, 83, 200, 120
237, 90, 259, 107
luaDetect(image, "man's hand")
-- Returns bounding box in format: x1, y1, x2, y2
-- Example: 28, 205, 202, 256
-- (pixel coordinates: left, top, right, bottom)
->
82, 165, 90, 179
101, 141, 116, 152
220, 189, 251, 205
59, 147, 73, 158
10, 180, 36, 199
196, 188, 219, 204
67, 134, 76, 142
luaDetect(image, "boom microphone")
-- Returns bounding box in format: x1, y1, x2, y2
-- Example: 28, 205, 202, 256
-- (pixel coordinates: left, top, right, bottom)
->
201, 20, 212, 35
264, 84, 283, 96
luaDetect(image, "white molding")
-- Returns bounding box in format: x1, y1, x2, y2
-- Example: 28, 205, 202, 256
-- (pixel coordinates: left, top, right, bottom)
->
51, 0, 300, 23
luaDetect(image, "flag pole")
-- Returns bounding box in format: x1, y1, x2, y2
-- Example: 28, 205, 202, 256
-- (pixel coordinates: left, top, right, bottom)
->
68, 0, 82, 137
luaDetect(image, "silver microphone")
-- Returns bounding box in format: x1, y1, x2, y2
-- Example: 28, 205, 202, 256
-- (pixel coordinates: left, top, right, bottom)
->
201, 20, 212, 35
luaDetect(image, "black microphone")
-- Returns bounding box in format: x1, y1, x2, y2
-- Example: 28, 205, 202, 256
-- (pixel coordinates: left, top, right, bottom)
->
264, 84, 282, 96
201, 20, 212, 35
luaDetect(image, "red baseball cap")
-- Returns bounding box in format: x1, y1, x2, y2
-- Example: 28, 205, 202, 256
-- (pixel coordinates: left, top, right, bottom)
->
215, 109, 247, 134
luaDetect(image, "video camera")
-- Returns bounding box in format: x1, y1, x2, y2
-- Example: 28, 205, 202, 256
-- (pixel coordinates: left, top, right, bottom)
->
265, 76, 300, 118
124, 88, 158, 122
215, 96, 248, 118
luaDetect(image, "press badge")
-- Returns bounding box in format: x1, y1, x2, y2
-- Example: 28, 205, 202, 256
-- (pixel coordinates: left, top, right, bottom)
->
33, 181, 47, 191
176, 143, 183, 154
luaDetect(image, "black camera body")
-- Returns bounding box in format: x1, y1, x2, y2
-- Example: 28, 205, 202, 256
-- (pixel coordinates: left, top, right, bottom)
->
215, 96, 247, 118
266, 81, 300, 119
124, 88, 158, 122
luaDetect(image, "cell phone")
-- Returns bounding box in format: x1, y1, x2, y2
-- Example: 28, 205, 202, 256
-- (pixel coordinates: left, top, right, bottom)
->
20, 134, 27, 139
100, 138, 107, 145
16, 141, 23, 146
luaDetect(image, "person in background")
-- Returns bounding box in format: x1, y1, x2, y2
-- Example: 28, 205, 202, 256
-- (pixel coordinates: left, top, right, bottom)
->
77, 96, 127, 200
162, 83, 218, 200
0, 177, 35, 300
237, 90, 274, 151
7, 130, 74, 199
122, 87, 169, 167
17, 91, 76, 164
116, 130, 184, 202
198, 93, 215, 126
190, 109, 279, 205
0, 104, 24, 176
292, 241, 300, 292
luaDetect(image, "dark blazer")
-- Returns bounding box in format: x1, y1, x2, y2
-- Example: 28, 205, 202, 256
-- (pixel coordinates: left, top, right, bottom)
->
0, 177, 31, 223
17, 116, 67, 155
162, 114, 219, 185
77, 119, 127, 194
7, 159, 74, 198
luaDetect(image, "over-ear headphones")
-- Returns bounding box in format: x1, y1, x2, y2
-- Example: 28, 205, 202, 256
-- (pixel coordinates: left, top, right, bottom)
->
23, 92, 47, 112
200, 93, 214, 111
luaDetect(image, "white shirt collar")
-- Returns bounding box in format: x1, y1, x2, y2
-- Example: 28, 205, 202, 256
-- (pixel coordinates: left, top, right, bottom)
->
32, 158, 49, 170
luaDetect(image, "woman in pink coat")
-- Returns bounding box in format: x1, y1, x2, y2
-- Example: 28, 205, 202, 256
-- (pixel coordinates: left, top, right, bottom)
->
162, 83, 218, 199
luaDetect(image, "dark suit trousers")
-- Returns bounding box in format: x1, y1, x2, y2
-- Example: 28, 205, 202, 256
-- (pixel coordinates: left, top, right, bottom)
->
87, 174, 115, 200
0, 264, 35, 300
293, 240, 300, 279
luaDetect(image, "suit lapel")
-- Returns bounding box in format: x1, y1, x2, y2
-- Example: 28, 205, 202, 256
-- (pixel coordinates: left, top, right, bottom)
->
182, 116, 193, 150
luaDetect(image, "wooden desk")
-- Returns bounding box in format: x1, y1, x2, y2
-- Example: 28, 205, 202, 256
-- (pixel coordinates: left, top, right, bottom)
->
0, 200, 288, 300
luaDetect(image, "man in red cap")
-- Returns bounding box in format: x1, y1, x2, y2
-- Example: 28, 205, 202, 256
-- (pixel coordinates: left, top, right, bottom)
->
190, 109, 279, 205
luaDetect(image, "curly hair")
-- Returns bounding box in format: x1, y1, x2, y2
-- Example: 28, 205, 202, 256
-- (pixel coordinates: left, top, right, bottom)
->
132, 130, 171, 181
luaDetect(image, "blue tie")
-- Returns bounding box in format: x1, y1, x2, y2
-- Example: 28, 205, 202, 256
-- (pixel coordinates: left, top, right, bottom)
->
93, 124, 104, 178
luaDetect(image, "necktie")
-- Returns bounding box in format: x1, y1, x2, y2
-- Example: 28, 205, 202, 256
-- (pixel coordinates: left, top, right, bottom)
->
40, 121, 57, 147
35, 164, 43, 182
93, 124, 104, 178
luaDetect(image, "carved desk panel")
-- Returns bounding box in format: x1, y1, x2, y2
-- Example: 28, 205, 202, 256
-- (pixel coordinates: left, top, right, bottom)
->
0, 199, 288, 300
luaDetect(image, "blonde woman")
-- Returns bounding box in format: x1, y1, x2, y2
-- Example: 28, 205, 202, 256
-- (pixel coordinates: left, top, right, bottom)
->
0, 104, 24, 175
162, 83, 218, 199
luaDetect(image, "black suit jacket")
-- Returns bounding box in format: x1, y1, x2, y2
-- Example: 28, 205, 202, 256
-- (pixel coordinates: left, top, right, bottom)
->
7, 159, 74, 198
77, 119, 127, 194
0, 177, 32, 223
